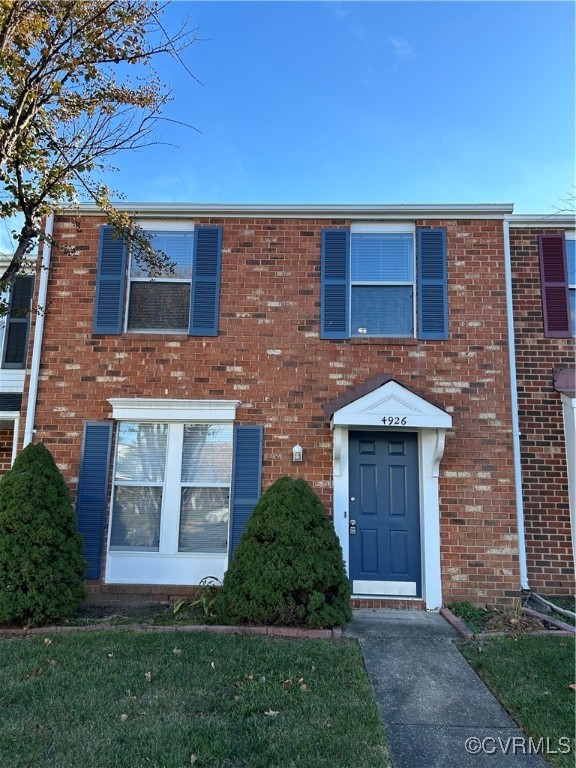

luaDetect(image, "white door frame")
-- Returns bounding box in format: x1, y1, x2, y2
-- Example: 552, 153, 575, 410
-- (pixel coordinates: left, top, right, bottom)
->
330, 381, 452, 610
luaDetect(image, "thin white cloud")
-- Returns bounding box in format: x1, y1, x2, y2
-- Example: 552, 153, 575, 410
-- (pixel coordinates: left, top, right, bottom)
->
389, 37, 416, 63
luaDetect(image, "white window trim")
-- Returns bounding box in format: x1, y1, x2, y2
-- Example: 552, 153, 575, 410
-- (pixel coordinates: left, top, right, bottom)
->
349, 224, 417, 338
106, 398, 239, 586
124, 223, 195, 334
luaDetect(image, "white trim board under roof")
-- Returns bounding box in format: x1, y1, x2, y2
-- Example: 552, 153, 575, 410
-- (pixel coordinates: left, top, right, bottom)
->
63, 202, 515, 220
507, 214, 576, 229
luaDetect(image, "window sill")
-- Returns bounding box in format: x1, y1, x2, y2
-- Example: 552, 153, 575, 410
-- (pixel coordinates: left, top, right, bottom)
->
348, 337, 419, 346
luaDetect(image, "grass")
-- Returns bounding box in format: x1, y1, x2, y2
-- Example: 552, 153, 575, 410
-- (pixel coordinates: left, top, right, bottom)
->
0, 631, 389, 768
459, 636, 575, 768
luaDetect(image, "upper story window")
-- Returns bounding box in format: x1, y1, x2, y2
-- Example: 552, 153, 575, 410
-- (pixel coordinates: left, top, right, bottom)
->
351, 227, 415, 337
321, 224, 447, 341
127, 230, 195, 332
93, 224, 222, 337
0, 275, 34, 369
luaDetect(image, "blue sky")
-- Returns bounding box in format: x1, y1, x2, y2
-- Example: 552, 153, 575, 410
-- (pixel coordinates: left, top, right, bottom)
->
2, 0, 575, 258
111, 0, 573, 213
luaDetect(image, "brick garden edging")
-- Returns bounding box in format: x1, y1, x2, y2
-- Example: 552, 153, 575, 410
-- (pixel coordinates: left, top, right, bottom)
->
440, 606, 575, 640
0, 623, 343, 640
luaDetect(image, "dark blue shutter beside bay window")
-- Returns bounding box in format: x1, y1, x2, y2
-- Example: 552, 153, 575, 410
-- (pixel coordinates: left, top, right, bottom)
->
417, 228, 448, 340
93, 226, 127, 334
539, 235, 571, 338
76, 422, 113, 579
321, 229, 350, 339
189, 225, 222, 336
229, 425, 263, 557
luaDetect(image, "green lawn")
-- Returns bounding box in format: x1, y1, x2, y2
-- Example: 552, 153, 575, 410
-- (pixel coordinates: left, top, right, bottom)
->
459, 637, 575, 768
0, 631, 389, 768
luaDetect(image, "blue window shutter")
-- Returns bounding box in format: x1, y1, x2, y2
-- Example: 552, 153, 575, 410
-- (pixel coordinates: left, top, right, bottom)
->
93, 226, 127, 334
76, 422, 113, 579
418, 228, 448, 340
539, 235, 571, 338
229, 425, 263, 556
189, 225, 222, 336
321, 229, 350, 339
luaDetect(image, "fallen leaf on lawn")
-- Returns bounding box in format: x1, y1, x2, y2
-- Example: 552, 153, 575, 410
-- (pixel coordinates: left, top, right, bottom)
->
190, 754, 198, 764
311, 665, 316, 671
43, 638, 52, 646
259, 675, 266, 684
282, 679, 292, 690
299, 684, 310, 692
26, 668, 43, 680
210, 662, 216, 669
264, 709, 279, 716
46, 659, 57, 666
145, 671, 153, 683
107, 653, 114, 658
297, 677, 304, 685
569, 683, 576, 691
245, 674, 253, 681
233, 695, 241, 701
173, 648, 183, 656
120, 714, 128, 722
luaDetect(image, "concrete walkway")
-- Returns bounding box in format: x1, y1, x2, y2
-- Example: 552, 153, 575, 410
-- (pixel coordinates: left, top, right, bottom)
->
345, 610, 548, 767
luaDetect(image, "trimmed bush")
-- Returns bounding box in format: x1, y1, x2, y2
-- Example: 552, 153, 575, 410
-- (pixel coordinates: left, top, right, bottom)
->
0, 442, 86, 626
217, 476, 351, 628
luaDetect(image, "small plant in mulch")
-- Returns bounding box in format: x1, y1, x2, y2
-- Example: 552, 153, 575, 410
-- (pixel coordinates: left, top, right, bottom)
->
449, 599, 555, 635
483, 599, 545, 634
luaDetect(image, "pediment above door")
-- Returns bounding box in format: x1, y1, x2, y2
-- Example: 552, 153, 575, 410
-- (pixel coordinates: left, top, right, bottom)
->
326, 378, 452, 430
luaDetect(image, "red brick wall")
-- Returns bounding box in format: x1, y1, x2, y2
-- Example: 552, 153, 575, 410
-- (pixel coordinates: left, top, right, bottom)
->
510, 227, 575, 595
0, 428, 13, 476
21, 214, 521, 604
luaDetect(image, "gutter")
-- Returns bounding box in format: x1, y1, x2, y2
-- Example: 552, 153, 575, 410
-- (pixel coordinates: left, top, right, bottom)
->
23, 214, 54, 447
62, 202, 515, 220
503, 219, 529, 590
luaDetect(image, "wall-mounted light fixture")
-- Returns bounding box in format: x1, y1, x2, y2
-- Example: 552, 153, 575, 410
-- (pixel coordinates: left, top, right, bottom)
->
292, 443, 303, 462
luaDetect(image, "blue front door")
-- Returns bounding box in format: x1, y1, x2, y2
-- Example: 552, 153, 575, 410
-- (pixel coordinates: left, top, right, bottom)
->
349, 431, 421, 596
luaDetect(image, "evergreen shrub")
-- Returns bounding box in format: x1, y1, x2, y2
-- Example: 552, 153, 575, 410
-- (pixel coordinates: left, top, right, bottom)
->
217, 476, 351, 628
0, 442, 86, 626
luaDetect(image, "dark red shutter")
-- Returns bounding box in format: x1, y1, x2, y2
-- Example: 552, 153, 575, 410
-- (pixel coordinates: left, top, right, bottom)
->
539, 235, 570, 338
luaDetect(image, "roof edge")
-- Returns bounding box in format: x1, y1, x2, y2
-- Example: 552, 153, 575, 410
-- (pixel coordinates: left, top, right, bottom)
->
58, 202, 515, 220
507, 213, 575, 229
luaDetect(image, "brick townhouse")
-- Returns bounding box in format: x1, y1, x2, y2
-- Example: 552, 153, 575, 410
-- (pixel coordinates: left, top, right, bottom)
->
508, 216, 575, 596
2, 203, 573, 608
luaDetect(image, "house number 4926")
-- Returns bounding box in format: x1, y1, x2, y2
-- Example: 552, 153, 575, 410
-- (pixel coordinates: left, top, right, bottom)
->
381, 416, 407, 426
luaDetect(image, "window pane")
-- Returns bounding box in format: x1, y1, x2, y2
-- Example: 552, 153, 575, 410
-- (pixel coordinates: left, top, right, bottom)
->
566, 239, 575, 286
351, 233, 414, 281
179, 487, 230, 552
115, 423, 168, 483
351, 286, 413, 336
181, 424, 233, 483
110, 486, 161, 551
131, 231, 194, 278
128, 282, 190, 331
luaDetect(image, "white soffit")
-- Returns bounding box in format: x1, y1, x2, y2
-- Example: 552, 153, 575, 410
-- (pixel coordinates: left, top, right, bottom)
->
331, 380, 452, 429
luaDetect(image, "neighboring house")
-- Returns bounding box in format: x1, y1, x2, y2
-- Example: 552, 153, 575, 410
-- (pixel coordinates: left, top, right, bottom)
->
508, 216, 575, 596
17, 202, 538, 611
0, 265, 34, 476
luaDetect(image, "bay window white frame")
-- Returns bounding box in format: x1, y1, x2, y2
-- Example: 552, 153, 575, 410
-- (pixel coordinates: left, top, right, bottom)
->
105, 398, 240, 585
